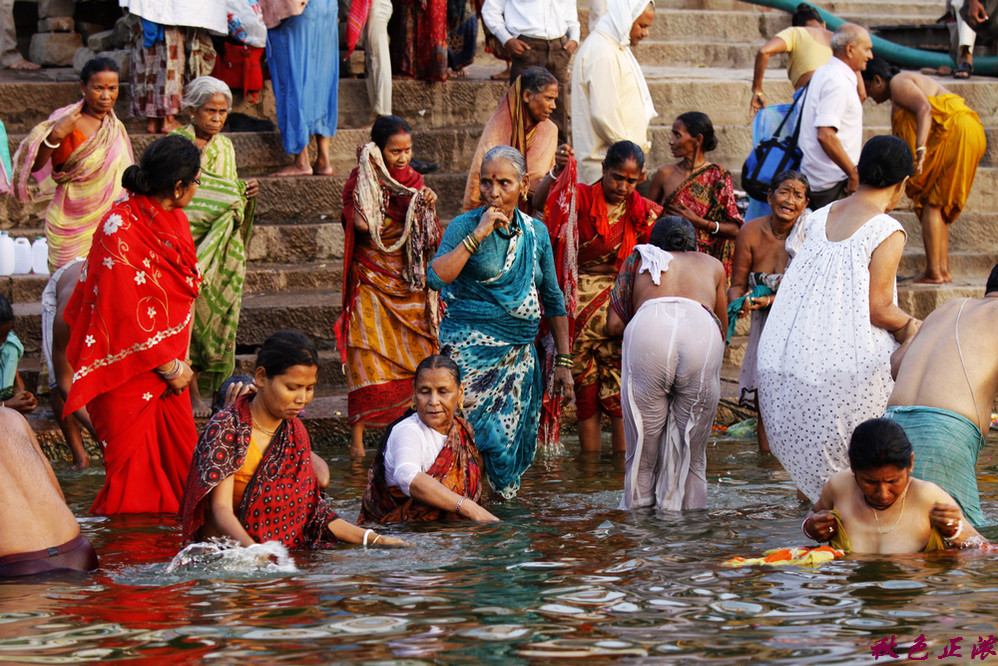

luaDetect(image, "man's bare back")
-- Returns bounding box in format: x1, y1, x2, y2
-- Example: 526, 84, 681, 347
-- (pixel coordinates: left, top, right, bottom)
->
889, 294, 998, 434
0, 408, 83, 558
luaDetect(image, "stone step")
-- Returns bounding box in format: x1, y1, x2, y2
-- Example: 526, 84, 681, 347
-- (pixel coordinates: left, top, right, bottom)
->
235, 288, 340, 350
897, 251, 998, 278
893, 210, 998, 254
896, 278, 989, 319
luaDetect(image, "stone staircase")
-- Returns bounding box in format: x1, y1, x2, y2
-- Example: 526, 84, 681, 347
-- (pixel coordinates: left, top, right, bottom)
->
2, 0, 995, 457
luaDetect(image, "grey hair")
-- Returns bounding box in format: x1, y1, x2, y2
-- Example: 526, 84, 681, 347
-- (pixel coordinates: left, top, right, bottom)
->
481, 145, 527, 179
182, 76, 232, 112
830, 23, 867, 55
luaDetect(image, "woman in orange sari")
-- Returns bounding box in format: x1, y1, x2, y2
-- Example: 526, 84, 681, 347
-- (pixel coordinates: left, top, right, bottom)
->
463, 66, 559, 215
335, 116, 442, 456
535, 140, 661, 453
64, 136, 202, 515
649, 112, 742, 279
358, 355, 499, 523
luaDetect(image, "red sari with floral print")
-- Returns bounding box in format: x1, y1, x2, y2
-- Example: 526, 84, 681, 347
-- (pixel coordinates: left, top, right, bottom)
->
179, 395, 340, 548
64, 193, 201, 515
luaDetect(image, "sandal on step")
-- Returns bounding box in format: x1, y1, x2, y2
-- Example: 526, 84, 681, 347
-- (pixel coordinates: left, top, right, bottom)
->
954, 61, 973, 79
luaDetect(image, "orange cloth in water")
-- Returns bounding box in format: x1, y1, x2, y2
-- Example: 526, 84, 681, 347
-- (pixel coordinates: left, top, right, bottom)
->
723, 545, 845, 568
231, 437, 263, 509
892, 94, 986, 225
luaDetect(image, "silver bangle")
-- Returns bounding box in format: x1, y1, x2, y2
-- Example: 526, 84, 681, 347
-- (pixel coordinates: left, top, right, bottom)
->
710, 221, 720, 235
43, 135, 61, 150
455, 496, 465, 515
363, 528, 374, 547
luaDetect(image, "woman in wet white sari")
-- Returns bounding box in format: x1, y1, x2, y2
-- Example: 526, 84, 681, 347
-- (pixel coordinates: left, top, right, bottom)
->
607, 216, 728, 511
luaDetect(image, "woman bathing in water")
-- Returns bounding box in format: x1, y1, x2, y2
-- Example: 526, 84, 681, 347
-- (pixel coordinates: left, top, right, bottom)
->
803, 418, 986, 554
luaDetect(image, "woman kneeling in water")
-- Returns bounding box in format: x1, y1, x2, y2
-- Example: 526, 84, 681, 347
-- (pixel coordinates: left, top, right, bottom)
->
803, 418, 985, 554
359, 355, 500, 523
180, 331, 405, 548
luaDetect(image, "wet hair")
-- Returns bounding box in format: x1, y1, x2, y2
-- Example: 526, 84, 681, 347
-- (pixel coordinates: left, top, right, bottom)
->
212, 374, 255, 414
414, 354, 462, 386
830, 23, 868, 56
80, 56, 119, 84
604, 140, 645, 172
986, 263, 998, 294
791, 3, 822, 26
482, 145, 527, 180
121, 135, 201, 197
770, 169, 811, 201
519, 66, 558, 95
848, 418, 913, 471
255, 331, 319, 378
676, 111, 718, 152
861, 57, 899, 85
0, 294, 12, 325
182, 75, 232, 112
649, 215, 697, 252
857, 135, 914, 188
370, 115, 412, 150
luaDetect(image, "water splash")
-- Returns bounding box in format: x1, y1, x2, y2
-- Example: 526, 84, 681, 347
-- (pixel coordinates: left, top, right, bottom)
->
165, 538, 298, 575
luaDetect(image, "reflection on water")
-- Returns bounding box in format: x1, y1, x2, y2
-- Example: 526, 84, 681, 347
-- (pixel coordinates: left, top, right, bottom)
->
2, 433, 997, 663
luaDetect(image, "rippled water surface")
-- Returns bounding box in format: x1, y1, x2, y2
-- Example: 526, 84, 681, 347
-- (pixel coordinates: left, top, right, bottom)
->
3, 432, 998, 664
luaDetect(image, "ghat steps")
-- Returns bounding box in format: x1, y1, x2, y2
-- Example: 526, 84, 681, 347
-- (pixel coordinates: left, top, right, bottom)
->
1, 0, 994, 455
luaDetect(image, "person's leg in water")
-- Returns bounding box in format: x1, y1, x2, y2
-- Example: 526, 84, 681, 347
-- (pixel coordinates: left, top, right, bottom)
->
754, 394, 770, 454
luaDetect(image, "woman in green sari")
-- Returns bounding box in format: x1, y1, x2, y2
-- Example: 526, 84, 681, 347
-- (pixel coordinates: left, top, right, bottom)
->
173, 76, 259, 416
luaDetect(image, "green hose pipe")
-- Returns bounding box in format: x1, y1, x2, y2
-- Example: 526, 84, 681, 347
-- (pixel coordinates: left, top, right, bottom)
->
743, 0, 998, 75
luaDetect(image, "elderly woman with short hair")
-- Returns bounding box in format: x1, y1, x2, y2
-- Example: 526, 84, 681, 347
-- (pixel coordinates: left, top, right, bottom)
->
428, 145, 573, 499
172, 75, 259, 416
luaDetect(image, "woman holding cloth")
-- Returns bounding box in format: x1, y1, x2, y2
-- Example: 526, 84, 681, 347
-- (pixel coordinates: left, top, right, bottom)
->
428, 146, 573, 498
173, 76, 259, 416
63, 136, 202, 515
336, 116, 442, 456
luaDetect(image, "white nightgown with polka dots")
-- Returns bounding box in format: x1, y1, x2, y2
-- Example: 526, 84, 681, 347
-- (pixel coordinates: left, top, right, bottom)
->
756, 206, 904, 502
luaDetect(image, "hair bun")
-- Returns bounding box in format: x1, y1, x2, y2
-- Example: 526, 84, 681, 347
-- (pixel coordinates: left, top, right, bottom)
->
121, 165, 150, 194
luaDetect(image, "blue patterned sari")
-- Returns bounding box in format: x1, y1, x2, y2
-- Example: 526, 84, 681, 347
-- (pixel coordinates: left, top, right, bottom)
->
428, 207, 566, 498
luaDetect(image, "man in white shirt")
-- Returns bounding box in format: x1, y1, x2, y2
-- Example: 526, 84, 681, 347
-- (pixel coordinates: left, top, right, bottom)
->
571, 0, 657, 184
798, 23, 873, 210
481, 0, 580, 141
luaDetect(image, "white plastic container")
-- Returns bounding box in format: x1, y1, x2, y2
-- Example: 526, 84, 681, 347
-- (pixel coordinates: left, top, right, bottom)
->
0, 231, 14, 276
31, 237, 49, 275
12, 237, 31, 274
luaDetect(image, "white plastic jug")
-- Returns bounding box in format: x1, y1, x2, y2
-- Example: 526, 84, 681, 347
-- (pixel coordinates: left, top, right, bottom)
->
31, 237, 49, 275
0, 231, 15, 276
12, 237, 31, 274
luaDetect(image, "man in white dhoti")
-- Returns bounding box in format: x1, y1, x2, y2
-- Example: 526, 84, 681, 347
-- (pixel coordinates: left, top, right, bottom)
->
571, 0, 657, 184
607, 216, 728, 511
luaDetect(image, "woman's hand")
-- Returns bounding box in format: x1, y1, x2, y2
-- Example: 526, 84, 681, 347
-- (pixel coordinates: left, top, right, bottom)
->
49, 107, 83, 143
553, 143, 573, 176
553, 366, 574, 403
245, 178, 259, 199
749, 90, 766, 116
159, 360, 194, 395
930, 503, 965, 540
4, 389, 38, 413
914, 152, 926, 176
666, 201, 705, 228
803, 510, 837, 541
374, 535, 411, 546
465, 501, 501, 523
477, 205, 510, 238
741, 294, 773, 315
420, 186, 438, 207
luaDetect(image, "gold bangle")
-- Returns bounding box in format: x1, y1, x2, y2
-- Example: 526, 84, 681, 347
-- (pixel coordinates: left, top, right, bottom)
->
915, 146, 927, 153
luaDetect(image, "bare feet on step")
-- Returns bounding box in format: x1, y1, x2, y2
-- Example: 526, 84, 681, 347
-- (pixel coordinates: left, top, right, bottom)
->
8, 57, 40, 71
912, 270, 947, 284
270, 163, 313, 177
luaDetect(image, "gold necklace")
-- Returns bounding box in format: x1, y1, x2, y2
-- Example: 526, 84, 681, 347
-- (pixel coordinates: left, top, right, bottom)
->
871, 482, 909, 535
250, 403, 278, 437
768, 216, 790, 241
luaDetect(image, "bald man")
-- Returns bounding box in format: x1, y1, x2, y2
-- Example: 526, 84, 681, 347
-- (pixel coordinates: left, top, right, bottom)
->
0, 408, 98, 576
797, 23, 873, 209
885, 263, 998, 528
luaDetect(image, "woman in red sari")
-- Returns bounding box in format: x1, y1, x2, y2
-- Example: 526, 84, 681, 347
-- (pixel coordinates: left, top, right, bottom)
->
649, 111, 743, 279
180, 332, 406, 548
358, 354, 499, 523
64, 135, 202, 515
534, 141, 662, 453
335, 116, 441, 457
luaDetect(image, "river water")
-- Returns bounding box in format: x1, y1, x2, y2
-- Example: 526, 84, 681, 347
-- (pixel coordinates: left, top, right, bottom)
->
1, 432, 996, 664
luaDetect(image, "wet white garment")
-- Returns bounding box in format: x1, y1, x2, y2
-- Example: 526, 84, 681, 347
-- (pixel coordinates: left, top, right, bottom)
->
383, 413, 448, 496
756, 205, 904, 502
619, 296, 723, 511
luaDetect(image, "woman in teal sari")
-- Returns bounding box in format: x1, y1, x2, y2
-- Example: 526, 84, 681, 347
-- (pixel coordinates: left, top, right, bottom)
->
428, 145, 573, 498
173, 76, 258, 416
